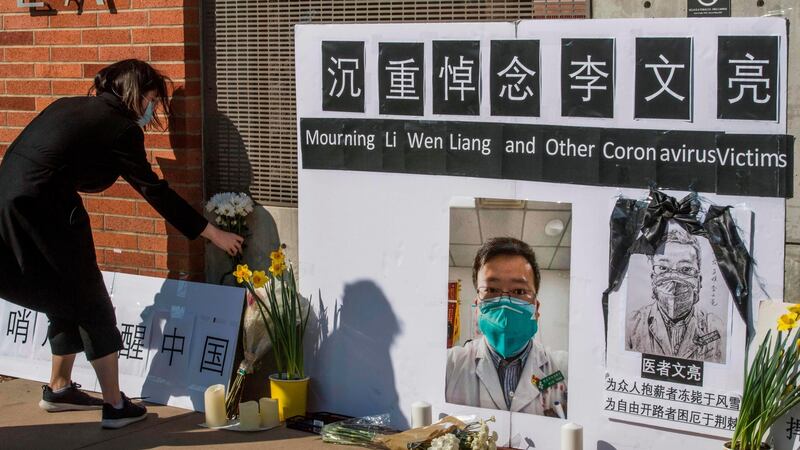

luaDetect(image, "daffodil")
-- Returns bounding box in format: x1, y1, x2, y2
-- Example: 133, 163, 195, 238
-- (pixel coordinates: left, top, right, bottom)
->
270, 248, 285, 265
788, 304, 800, 316
269, 260, 286, 277
252, 270, 267, 289
777, 313, 799, 332
234, 264, 252, 284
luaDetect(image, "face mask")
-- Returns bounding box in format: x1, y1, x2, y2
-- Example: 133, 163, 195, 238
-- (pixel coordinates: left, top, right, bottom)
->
477, 296, 537, 359
137, 100, 154, 128
653, 275, 698, 321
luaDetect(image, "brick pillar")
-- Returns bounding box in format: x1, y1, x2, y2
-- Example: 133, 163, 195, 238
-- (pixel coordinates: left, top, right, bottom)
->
0, 0, 205, 281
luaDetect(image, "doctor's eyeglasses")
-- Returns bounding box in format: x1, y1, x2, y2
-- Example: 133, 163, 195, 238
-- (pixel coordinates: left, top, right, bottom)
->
652, 264, 699, 277
477, 287, 536, 302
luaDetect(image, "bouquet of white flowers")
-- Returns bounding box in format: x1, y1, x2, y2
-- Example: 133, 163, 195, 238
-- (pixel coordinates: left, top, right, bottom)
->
206, 192, 254, 281
205, 192, 254, 236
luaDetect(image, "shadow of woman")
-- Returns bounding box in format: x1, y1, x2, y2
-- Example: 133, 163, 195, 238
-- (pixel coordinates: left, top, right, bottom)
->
308, 280, 409, 429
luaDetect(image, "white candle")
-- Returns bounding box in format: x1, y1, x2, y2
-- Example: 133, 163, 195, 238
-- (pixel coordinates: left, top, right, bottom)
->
411, 401, 432, 428
204, 384, 227, 428
259, 397, 280, 428
238, 401, 260, 431
561, 422, 583, 450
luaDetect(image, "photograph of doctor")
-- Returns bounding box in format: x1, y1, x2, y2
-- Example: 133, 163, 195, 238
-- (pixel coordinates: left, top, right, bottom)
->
445, 237, 567, 417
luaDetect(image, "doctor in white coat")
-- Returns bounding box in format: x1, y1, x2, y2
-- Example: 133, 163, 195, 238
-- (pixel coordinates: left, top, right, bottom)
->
446, 237, 567, 417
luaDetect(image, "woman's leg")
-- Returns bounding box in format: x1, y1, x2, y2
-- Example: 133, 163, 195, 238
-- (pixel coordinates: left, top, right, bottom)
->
89, 352, 122, 406
50, 354, 76, 390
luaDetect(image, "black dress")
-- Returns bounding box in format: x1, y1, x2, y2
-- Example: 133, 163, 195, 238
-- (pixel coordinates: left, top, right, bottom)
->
0, 92, 207, 360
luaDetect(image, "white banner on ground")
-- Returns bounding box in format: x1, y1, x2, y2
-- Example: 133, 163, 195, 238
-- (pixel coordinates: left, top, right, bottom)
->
0, 272, 244, 412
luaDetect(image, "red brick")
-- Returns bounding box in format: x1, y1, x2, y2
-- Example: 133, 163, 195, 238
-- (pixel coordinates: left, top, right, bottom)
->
0, 96, 35, 111
178, 80, 201, 96
105, 216, 155, 233
34, 30, 81, 45
139, 269, 170, 278
6, 80, 50, 96
82, 29, 131, 45
3, 14, 49, 30
49, 13, 98, 29
7, 111, 38, 127
153, 63, 198, 81
98, 11, 147, 27
35, 97, 57, 111
89, 213, 104, 229
93, 231, 138, 250
82, 63, 108, 78
150, 45, 199, 61
84, 197, 137, 215
78, 0, 132, 10
0, 112, 5, 126
102, 182, 139, 199
0, 143, 7, 158
135, 201, 162, 218
34, 63, 83, 78
0, 64, 35, 78
138, 234, 167, 251
52, 47, 98, 62
104, 249, 155, 268
98, 46, 149, 62
4, 47, 49, 62
149, 9, 187, 26
52, 80, 92, 95
155, 253, 204, 271
132, 27, 198, 44
0, 31, 33, 46
0, 128, 22, 143
133, 0, 199, 7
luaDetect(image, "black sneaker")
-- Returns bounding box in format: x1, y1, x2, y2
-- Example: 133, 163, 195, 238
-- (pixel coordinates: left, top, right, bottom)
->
101, 393, 147, 429
39, 382, 104, 412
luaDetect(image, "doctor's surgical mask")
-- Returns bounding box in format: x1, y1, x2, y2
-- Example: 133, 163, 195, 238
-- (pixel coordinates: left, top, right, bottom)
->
652, 269, 699, 321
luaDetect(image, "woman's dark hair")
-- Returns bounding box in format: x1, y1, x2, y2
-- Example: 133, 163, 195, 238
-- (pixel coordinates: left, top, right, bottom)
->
89, 59, 172, 130
472, 237, 541, 290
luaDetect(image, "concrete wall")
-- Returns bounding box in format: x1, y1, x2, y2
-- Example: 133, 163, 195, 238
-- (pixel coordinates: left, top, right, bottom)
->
592, 0, 800, 301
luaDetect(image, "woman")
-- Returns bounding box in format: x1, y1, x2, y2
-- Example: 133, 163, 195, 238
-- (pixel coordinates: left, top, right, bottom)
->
0, 60, 243, 429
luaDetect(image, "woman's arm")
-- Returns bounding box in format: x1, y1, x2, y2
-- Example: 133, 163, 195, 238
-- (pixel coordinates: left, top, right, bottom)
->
112, 125, 242, 255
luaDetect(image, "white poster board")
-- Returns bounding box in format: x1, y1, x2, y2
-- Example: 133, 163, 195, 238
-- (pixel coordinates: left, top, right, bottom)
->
296, 18, 788, 450
0, 272, 244, 412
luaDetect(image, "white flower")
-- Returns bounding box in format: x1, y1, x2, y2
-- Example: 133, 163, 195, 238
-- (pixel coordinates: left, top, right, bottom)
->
430, 433, 460, 450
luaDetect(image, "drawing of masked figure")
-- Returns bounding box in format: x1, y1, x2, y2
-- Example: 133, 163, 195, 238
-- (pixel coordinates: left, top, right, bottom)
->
627, 228, 726, 364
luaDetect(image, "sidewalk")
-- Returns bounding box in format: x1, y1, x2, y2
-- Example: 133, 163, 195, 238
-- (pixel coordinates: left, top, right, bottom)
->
0, 378, 358, 449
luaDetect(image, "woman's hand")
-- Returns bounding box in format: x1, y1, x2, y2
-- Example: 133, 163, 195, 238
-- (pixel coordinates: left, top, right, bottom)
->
201, 223, 244, 256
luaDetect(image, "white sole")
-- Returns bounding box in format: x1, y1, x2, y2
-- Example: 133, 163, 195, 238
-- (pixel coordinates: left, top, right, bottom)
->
101, 413, 147, 429
39, 400, 102, 412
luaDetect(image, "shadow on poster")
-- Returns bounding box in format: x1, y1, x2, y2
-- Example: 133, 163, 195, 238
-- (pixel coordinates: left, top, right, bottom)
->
444, 197, 571, 419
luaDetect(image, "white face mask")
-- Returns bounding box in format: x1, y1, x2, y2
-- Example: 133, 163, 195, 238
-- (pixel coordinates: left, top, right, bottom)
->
653, 276, 698, 321
137, 100, 154, 127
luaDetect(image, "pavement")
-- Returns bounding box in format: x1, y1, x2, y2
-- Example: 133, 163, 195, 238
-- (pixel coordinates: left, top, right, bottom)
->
0, 378, 361, 450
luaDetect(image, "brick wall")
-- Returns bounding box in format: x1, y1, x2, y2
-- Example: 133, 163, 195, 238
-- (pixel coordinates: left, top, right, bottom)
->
0, 0, 205, 280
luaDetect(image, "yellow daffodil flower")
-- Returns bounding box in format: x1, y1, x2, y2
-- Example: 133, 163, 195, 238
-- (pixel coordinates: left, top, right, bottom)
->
270, 248, 285, 266
788, 304, 800, 316
777, 313, 799, 332
252, 270, 267, 289
234, 264, 252, 284
269, 261, 286, 277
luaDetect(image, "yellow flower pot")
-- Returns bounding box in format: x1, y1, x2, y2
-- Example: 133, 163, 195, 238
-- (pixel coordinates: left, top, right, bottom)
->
269, 375, 310, 421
